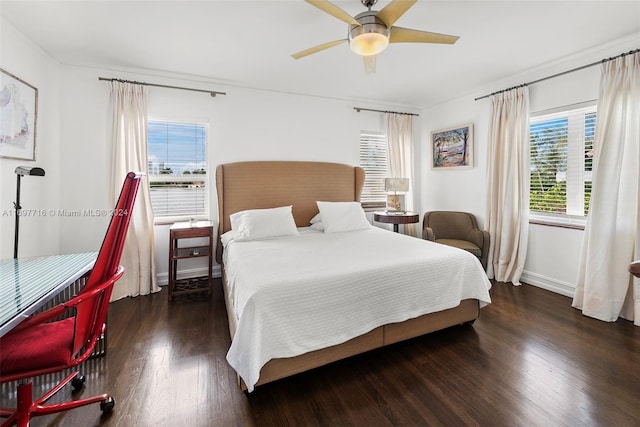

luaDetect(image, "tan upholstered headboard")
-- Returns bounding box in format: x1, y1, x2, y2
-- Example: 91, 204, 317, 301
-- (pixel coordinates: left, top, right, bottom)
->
215, 161, 365, 263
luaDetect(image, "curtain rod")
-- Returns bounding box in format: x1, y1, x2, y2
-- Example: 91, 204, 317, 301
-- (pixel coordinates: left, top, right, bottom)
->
474, 48, 639, 101
353, 107, 419, 117
98, 77, 226, 97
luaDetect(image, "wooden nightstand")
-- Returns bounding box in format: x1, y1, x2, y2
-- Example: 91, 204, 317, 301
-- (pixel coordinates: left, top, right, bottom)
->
373, 211, 420, 233
168, 221, 213, 301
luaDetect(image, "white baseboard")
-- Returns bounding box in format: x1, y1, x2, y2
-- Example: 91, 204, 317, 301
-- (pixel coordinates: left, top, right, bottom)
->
157, 265, 222, 287
520, 270, 575, 298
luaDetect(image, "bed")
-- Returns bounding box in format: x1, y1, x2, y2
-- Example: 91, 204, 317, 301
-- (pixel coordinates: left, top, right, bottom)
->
216, 161, 492, 392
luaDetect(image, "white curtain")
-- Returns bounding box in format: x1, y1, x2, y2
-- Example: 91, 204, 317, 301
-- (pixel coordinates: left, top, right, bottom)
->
486, 86, 530, 285
386, 113, 416, 236
573, 52, 640, 324
109, 81, 159, 300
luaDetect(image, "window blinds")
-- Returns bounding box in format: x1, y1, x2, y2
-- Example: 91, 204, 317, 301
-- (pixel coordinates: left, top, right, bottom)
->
529, 104, 596, 217
148, 121, 209, 218
359, 131, 388, 209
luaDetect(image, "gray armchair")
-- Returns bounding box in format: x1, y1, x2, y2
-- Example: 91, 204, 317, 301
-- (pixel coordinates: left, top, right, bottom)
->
422, 211, 490, 270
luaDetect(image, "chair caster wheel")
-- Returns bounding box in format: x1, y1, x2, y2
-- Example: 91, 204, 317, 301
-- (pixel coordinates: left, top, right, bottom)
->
71, 374, 86, 391
101, 396, 115, 413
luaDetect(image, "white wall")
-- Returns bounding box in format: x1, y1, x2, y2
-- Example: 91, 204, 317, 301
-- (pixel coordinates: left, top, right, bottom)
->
420, 35, 640, 296
3, 16, 636, 298
421, 97, 490, 224
0, 18, 62, 259
57, 66, 111, 255
56, 65, 411, 283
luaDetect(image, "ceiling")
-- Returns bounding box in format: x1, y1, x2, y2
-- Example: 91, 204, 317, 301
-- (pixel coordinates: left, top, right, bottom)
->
1, 1, 639, 109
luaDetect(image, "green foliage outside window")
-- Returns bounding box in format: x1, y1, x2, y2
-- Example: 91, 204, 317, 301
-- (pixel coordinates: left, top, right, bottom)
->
529, 110, 595, 216
530, 123, 568, 213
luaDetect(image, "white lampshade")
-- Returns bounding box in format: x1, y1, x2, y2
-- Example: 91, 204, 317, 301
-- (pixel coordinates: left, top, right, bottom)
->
350, 31, 389, 56
385, 178, 409, 193
349, 15, 389, 56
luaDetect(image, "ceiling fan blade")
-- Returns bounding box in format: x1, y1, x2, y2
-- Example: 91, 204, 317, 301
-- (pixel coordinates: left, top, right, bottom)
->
376, 0, 417, 27
305, 0, 360, 26
363, 55, 376, 74
389, 26, 459, 44
291, 39, 347, 59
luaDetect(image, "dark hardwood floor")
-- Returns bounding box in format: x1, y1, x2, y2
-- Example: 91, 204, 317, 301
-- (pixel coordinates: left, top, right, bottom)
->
3, 279, 639, 426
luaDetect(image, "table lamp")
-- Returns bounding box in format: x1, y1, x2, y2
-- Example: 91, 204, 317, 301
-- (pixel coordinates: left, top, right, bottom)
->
385, 178, 409, 213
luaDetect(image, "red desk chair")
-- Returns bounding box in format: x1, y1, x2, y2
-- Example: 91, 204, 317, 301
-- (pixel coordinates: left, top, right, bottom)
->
0, 172, 142, 427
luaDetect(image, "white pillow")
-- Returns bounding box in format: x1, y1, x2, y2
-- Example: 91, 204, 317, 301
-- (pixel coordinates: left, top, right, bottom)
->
309, 221, 324, 231
316, 201, 371, 234
309, 212, 324, 231
309, 213, 322, 224
230, 206, 299, 241
220, 229, 236, 247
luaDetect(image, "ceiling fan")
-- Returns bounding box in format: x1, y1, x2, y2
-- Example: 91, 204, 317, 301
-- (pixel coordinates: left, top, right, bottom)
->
292, 0, 459, 73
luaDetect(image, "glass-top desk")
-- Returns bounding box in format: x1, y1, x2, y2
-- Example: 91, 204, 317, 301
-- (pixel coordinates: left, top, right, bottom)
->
0, 252, 97, 338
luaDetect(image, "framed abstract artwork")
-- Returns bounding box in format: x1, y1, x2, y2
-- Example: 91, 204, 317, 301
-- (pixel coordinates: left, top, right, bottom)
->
0, 68, 38, 160
431, 123, 473, 169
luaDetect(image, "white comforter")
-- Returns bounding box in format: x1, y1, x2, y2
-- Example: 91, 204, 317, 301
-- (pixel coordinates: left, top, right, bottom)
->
222, 227, 492, 391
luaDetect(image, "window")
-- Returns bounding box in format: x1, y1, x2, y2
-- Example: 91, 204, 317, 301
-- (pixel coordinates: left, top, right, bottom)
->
147, 120, 208, 220
359, 130, 388, 209
529, 103, 596, 223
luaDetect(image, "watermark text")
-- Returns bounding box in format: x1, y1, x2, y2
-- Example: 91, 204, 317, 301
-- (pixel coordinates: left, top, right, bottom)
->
1, 209, 128, 217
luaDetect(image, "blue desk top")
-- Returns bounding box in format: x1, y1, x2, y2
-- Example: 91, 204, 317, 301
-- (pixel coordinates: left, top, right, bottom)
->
0, 252, 97, 337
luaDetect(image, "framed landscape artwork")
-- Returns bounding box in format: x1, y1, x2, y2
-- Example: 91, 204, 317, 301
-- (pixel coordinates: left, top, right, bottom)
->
431, 123, 473, 169
0, 68, 38, 160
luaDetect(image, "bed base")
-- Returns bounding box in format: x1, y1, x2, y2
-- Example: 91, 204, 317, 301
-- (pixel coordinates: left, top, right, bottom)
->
222, 269, 479, 391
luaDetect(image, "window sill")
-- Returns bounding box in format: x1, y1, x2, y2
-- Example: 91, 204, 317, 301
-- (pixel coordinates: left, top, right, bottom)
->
529, 214, 585, 230
153, 217, 210, 226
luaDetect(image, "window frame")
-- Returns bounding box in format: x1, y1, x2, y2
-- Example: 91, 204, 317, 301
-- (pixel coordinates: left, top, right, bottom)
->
529, 101, 596, 229
359, 130, 388, 210
147, 118, 210, 224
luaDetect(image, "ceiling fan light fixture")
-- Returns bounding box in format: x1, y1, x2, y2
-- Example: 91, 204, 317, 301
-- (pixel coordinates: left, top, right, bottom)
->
350, 30, 388, 56
296, 0, 458, 65
349, 14, 389, 56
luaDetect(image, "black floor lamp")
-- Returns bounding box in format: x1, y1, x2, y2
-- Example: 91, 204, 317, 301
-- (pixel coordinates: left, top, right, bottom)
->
14, 166, 45, 259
